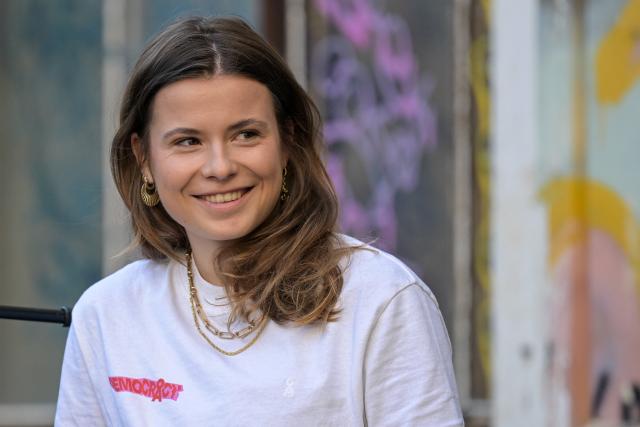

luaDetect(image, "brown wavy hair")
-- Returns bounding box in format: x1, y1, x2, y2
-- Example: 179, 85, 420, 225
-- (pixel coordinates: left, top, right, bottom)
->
111, 16, 354, 325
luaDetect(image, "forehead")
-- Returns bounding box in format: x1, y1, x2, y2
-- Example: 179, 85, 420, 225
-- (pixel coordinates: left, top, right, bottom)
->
149, 75, 277, 130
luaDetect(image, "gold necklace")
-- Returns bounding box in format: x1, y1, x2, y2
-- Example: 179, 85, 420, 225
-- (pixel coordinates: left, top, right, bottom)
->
186, 252, 264, 339
186, 252, 268, 356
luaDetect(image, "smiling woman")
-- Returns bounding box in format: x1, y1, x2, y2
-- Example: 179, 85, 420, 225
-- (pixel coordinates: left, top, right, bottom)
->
55, 16, 463, 426
133, 76, 288, 276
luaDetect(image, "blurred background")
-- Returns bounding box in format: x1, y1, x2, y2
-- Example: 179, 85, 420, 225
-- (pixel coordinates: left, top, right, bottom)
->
0, 0, 638, 426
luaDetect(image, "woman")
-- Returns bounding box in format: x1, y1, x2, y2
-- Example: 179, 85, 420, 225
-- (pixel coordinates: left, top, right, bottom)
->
55, 16, 463, 426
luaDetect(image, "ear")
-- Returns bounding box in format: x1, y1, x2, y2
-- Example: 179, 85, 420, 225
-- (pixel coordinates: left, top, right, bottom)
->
131, 133, 152, 181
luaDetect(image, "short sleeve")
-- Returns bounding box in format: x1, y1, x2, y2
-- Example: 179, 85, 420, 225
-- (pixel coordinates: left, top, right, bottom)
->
363, 283, 464, 426
55, 306, 107, 426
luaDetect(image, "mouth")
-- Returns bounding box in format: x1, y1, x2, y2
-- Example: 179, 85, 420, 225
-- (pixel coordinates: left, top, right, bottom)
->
196, 187, 252, 204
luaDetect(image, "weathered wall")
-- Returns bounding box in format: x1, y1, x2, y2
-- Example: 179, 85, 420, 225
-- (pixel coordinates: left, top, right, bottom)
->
540, 0, 640, 425
494, 0, 640, 426
307, 0, 457, 345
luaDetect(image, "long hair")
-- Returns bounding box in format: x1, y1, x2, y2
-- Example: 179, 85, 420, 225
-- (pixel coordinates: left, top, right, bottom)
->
111, 16, 353, 325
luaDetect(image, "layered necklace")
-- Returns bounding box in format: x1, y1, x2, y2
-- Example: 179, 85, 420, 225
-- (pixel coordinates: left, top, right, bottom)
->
186, 251, 267, 356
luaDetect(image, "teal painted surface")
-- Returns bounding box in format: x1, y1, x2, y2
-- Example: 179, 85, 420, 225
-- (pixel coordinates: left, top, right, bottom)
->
0, 0, 103, 403
0, 0, 260, 409
538, 0, 640, 216
142, 0, 259, 38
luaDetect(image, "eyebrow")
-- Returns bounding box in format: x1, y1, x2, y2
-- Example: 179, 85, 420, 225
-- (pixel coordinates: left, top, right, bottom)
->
227, 118, 268, 133
160, 119, 269, 141
161, 127, 201, 141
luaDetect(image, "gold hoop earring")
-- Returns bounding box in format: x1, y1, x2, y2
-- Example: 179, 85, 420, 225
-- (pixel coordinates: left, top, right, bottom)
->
141, 176, 160, 207
280, 166, 289, 201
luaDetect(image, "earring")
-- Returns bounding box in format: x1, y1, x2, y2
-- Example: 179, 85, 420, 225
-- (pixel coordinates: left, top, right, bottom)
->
141, 175, 160, 207
280, 167, 289, 201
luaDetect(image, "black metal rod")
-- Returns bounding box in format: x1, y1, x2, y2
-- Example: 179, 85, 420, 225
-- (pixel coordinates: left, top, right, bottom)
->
0, 305, 72, 327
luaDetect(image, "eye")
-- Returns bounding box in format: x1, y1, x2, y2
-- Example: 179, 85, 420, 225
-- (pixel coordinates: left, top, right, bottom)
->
236, 129, 260, 141
175, 137, 200, 147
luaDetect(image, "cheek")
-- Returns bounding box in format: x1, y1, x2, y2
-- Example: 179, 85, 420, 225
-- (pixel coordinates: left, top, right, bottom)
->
245, 147, 285, 186
150, 157, 193, 190
251, 158, 284, 211
264, 162, 285, 196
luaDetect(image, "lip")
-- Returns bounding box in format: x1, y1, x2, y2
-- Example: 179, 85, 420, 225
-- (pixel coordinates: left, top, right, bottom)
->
194, 186, 253, 212
194, 186, 252, 198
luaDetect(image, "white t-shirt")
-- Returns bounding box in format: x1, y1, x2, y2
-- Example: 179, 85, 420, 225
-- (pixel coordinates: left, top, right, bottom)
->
55, 236, 464, 426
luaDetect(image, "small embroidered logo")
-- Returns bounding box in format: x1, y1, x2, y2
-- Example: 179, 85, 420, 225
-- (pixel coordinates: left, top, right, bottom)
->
283, 378, 295, 398
109, 376, 184, 402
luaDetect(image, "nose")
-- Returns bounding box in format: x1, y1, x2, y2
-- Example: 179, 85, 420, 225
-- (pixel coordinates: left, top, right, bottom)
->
200, 142, 237, 180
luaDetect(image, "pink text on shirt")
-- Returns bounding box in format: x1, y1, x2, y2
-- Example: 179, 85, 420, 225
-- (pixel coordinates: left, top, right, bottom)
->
108, 376, 184, 402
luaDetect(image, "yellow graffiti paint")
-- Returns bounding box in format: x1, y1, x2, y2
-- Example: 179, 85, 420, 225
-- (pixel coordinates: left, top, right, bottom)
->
540, 177, 640, 287
595, 0, 640, 104
481, 0, 491, 26
470, 16, 492, 387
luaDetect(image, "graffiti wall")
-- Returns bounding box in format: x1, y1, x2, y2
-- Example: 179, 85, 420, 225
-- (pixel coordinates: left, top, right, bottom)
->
539, 0, 640, 425
307, 0, 457, 333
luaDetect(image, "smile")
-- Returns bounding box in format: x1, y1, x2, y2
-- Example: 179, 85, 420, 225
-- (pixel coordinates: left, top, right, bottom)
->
198, 188, 251, 204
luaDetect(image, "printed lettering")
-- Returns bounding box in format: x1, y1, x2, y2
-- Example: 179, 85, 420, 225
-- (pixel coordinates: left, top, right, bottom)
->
170, 384, 184, 400
142, 379, 150, 396
109, 377, 121, 392
162, 383, 173, 400
108, 376, 184, 402
152, 378, 165, 402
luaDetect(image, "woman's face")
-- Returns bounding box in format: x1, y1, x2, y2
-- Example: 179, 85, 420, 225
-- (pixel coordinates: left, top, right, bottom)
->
136, 75, 287, 254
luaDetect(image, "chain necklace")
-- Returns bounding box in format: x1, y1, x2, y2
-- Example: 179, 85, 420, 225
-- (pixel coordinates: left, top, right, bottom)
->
186, 251, 267, 356
188, 259, 264, 340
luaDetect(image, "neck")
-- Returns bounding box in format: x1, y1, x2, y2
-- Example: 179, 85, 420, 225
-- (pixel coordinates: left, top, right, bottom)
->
188, 239, 224, 286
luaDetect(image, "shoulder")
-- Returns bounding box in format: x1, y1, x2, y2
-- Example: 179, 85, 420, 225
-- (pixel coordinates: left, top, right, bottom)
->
71, 258, 170, 322
336, 234, 439, 311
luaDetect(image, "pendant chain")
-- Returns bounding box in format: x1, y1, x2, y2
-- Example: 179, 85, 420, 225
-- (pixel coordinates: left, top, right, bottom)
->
186, 251, 268, 356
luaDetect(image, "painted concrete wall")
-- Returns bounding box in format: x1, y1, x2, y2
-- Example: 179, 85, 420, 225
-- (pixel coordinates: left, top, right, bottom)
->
494, 0, 640, 426
492, 0, 548, 426
540, 0, 640, 425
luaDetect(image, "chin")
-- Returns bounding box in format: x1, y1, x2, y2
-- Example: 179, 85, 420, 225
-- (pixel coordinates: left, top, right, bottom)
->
203, 226, 256, 243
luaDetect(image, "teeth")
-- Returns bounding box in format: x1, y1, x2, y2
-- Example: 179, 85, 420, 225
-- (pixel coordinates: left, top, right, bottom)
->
203, 191, 243, 204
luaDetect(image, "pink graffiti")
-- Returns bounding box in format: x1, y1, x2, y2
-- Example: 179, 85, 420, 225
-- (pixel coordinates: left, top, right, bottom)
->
314, 0, 376, 48
312, 0, 437, 250
548, 230, 640, 422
